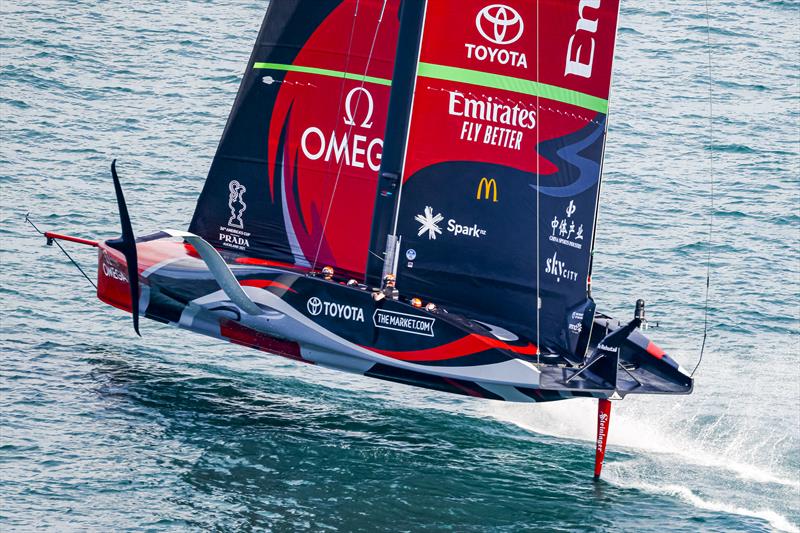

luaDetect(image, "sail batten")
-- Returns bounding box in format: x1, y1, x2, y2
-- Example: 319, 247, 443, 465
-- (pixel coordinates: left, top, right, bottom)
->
416, 63, 609, 113
254, 62, 393, 86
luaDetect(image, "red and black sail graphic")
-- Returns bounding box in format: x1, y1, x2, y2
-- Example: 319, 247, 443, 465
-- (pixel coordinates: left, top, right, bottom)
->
391, 0, 620, 352
190, 0, 399, 279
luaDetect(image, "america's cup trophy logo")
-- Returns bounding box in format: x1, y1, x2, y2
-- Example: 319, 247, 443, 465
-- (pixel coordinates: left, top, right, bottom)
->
227, 180, 247, 229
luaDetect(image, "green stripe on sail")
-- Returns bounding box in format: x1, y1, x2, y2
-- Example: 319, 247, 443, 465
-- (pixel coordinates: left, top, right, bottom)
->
253, 62, 392, 87
416, 62, 608, 114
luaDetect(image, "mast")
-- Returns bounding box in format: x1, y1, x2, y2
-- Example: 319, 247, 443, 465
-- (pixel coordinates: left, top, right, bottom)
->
365, 0, 426, 287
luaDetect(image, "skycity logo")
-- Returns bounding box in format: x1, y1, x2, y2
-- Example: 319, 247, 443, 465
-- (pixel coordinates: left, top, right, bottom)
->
306, 297, 365, 322
300, 86, 383, 171
466, 4, 528, 69
415, 207, 487, 240
545, 251, 579, 283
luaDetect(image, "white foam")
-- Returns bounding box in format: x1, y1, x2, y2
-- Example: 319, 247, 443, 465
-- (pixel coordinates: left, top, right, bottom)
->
483, 398, 799, 489
616, 480, 799, 533
480, 396, 800, 531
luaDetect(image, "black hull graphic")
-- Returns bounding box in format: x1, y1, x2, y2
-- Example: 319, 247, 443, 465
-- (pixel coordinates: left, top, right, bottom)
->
97, 234, 692, 403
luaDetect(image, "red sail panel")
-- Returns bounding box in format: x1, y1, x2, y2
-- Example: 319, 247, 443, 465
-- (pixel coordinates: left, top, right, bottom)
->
393, 0, 620, 349
190, 0, 399, 279
403, 0, 618, 177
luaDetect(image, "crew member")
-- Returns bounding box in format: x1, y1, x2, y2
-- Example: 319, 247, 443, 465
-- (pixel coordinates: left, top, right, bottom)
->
322, 266, 334, 281
383, 274, 399, 300
373, 273, 399, 301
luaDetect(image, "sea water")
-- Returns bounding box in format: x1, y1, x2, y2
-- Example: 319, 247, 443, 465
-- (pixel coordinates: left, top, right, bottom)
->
1, 1, 798, 531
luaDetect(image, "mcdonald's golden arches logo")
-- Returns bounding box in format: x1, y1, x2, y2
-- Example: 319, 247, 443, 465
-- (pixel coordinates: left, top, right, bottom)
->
476, 177, 498, 202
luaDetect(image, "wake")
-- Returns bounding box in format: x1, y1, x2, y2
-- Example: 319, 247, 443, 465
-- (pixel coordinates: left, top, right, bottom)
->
483, 397, 799, 532
612, 479, 799, 533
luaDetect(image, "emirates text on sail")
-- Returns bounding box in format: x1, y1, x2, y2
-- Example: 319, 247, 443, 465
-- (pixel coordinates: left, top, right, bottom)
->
448, 91, 534, 150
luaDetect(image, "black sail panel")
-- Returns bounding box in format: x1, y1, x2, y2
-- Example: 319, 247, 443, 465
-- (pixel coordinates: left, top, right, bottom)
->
190, 0, 400, 278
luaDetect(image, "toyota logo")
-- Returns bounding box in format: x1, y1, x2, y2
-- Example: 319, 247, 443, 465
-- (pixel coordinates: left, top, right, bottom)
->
307, 297, 323, 316
476, 4, 524, 45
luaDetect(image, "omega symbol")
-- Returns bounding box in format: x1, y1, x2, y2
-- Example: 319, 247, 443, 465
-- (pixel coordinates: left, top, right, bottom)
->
343, 87, 374, 129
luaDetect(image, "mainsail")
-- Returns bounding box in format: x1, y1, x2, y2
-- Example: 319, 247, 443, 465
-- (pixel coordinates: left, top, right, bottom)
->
382, 0, 621, 353
190, 0, 400, 278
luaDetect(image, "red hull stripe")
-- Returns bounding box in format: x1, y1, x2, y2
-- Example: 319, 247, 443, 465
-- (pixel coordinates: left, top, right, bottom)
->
220, 320, 305, 362
443, 377, 484, 398
234, 256, 309, 271
367, 334, 537, 362
646, 341, 665, 359
240, 279, 297, 293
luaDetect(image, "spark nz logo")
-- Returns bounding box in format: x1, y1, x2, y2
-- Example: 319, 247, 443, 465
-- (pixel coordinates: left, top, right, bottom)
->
306, 297, 365, 322
415, 207, 487, 241
476, 4, 524, 45
466, 4, 528, 69
415, 206, 443, 240
300, 86, 383, 171
227, 180, 247, 229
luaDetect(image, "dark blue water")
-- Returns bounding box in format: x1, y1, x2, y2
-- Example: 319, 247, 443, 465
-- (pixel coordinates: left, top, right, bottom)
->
2, 1, 798, 531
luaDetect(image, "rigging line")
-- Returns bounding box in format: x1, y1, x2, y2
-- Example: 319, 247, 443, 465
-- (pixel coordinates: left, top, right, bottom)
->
25, 214, 97, 290
367, 248, 385, 261
536, 0, 540, 364
309, 0, 362, 271
312, 0, 388, 271
692, 0, 715, 378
